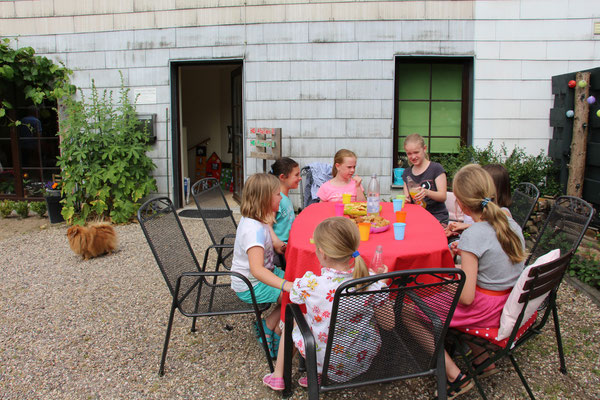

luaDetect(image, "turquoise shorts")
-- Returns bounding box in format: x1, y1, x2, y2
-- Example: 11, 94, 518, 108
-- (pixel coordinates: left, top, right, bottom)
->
236, 266, 285, 304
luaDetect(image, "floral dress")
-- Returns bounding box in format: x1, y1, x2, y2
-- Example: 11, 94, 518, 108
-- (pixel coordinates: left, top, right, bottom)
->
290, 267, 383, 383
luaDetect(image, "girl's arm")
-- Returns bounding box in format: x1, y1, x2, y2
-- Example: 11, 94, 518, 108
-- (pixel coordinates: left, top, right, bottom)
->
416, 173, 447, 203
268, 225, 286, 255
354, 177, 366, 201
247, 246, 292, 291
457, 250, 478, 306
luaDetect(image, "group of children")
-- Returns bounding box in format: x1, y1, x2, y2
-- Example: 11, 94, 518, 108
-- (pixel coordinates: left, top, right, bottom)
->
229, 133, 526, 398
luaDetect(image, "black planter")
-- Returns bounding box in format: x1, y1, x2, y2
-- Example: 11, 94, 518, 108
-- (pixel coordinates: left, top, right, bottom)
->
44, 191, 64, 224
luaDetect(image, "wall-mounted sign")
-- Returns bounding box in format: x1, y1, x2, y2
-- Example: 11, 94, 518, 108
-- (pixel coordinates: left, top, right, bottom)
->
133, 87, 157, 104
249, 128, 281, 160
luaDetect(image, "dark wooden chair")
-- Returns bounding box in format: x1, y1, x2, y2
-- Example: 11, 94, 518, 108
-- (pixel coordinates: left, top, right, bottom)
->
282, 268, 465, 400
137, 197, 273, 375
509, 182, 540, 229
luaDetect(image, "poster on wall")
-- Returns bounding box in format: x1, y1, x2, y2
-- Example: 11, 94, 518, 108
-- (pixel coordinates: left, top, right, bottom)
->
248, 128, 281, 160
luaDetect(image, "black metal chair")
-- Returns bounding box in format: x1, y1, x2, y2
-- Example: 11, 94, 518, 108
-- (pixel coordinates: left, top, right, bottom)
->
137, 197, 273, 375
449, 251, 574, 400
191, 178, 237, 271
282, 268, 465, 400
509, 182, 540, 229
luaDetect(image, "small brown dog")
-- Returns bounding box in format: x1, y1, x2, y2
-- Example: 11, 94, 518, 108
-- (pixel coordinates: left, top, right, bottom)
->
66, 223, 117, 260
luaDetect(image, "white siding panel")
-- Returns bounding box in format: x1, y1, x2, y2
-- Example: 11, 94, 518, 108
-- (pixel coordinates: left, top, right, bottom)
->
440, 41, 475, 55
0, 2, 15, 18
546, 41, 597, 61
67, 51, 106, 70
473, 0, 521, 20
262, 23, 309, 44
267, 43, 313, 61
246, 61, 291, 82
114, 12, 156, 31
378, 1, 426, 20
290, 61, 338, 80
331, 2, 380, 21
473, 20, 496, 41
245, 82, 257, 101
73, 14, 114, 33
475, 60, 522, 80
425, 0, 474, 20
521, 60, 570, 80
155, 9, 197, 28
499, 41, 547, 60
495, 19, 592, 41
290, 138, 336, 157
16, 36, 56, 53
519, 100, 553, 119
346, 80, 393, 100
169, 46, 213, 60
300, 119, 346, 137
106, 50, 147, 68
246, 100, 291, 119
246, 24, 264, 44
176, 26, 219, 47
519, 0, 568, 20
309, 22, 356, 43
312, 42, 359, 61
144, 49, 171, 67
212, 45, 245, 58
335, 100, 383, 118
355, 21, 402, 42
334, 138, 384, 158
95, 31, 135, 51
345, 119, 392, 138
474, 99, 521, 119
57, 33, 98, 52
128, 67, 170, 86
134, 0, 177, 12
289, 100, 336, 119
474, 80, 551, 100
255, 81, 301, 101
284, 3, 332, 24
14, 0, 54, 17
393, 41, 442, 55
336, 60, 384, 79
401, 20, 449, 41
448, 21, 475, 41
299, 81, 347, 100
133, 29, 177, 49
217, 25, 246, 46
475, 42, 500, 59
567, 0, 600, 17
358, 42, 394, 60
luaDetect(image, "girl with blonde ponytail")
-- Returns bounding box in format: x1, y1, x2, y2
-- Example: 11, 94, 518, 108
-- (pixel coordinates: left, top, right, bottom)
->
262, 217, 385, 391
442, 164, 526, 397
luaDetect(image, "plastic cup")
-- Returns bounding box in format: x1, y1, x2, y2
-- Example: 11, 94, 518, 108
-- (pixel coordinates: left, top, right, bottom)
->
358, 222, 371, 241
393, 222, 406, 240
396, 194, 406, 202
334, 203, 345, 216
392, 198, 404, 212
396, 211, 406, 223
342, 193, 352, 204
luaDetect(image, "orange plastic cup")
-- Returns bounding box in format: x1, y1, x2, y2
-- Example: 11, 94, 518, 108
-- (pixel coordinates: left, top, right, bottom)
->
358, 222, 370, 241
396, 211, 406, 223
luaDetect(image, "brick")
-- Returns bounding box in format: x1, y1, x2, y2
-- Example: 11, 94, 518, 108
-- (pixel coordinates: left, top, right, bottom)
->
255, 81, 302, 101
246, 61, 291, 82
299, 80, 346, 100
309, 22, 356, 43
355, 21, 402, 42
289, 100, 336, 119
313, 42, 358, 61
263, 22, 309, 44
401, 20, 449, 41
290, 61, 337, 80
246, 100, 291, 119
73, 14, 115, 33
358, 42, 394, 60
299, 119, 346, 137
267, 43, 313, 61
336, 100, 383, 118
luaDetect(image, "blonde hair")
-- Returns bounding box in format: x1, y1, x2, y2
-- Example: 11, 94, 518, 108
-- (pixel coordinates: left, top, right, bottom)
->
313, 217, 370, 285
453, 164, 525, 264
332, 149, 357, 178
240, 173, 280, 224
403, 133, 429, 165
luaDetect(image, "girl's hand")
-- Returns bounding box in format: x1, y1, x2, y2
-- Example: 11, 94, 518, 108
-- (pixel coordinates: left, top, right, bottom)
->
413, 187, 427, 202
449, 241, 461, 256
283, 281, 293, 292
353, 175, 362, 188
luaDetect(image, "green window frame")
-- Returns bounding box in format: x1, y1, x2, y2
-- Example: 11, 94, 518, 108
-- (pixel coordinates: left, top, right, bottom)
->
393, 57, 472, 170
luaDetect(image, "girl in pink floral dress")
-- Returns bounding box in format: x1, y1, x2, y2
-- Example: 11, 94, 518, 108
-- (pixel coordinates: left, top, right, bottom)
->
262, 217, 386, 390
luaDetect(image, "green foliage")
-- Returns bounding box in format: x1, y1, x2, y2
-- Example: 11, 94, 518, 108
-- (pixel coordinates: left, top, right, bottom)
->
14, 200, 29, 218
0, 199, 14, 217
29, 201, 47, 217
431, 142, 561, 196
57, 76, 157, 225
568, 250, 600, 290
0, 38, 74, 123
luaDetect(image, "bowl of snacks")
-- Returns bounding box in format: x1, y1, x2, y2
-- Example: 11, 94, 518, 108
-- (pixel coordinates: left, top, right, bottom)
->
349, 214, 390, 233
344, 202, 382, 216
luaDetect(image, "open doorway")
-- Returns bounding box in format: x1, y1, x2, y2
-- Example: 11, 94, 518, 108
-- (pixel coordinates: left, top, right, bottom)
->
171, 61, 243, 209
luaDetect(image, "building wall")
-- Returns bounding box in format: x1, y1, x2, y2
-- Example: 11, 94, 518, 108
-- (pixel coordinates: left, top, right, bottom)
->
1, 0, 599, 204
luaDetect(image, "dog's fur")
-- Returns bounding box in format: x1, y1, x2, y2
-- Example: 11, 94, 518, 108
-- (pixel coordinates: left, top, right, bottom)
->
66, 223, 117, 260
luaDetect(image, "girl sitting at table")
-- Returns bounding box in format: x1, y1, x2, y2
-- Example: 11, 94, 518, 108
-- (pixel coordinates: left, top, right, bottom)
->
401, 133, 449, 224
269, 157, 301, 266
262, 217, 392, 391
231, 173, 294, 359
442, 164, 525, 398
317, 149, 366, 202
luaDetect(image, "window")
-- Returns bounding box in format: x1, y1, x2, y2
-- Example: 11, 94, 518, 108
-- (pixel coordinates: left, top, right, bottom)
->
393, 57, 472, 170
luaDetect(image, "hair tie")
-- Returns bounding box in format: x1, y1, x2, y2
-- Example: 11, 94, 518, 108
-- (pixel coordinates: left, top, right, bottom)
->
351, 250, 360, 258
481, 197, 491, 209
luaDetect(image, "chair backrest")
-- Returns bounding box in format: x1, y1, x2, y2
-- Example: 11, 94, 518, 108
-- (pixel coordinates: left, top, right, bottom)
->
527, 196, 594, 265
191, 177, 238, 247
300, 166, 313, 210
137, 197, 203, 312
509, 182, 540, 229
320, 268, 464, 388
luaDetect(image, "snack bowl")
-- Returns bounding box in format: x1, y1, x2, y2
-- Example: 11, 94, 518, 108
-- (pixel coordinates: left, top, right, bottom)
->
370, 223, 390, 234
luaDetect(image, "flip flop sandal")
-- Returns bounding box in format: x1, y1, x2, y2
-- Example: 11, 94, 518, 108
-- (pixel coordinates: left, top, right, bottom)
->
442, 372, 474, 400
473, 359, 500, 379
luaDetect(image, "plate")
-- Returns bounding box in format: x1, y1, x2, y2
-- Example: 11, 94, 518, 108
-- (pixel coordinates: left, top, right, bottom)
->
344, 202, 382, 216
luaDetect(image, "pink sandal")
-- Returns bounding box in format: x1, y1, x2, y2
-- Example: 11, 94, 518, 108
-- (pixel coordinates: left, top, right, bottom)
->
263, 373, 285, 391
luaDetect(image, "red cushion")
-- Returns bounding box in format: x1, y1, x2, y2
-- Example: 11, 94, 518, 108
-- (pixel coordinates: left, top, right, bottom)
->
456, 311, 538, 348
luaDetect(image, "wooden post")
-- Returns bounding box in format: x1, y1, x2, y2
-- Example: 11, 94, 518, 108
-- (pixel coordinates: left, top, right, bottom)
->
567, 71, 590, 197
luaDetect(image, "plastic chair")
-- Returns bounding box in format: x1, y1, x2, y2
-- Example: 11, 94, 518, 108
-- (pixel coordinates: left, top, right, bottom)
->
191, 178, 237, 271
137, 197, 273, 375
282, 268, 465, 400
449, 251, 574, 400
509, 182, 540, 229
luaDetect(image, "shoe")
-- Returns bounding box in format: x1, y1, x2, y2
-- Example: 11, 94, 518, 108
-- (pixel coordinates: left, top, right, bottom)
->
298, 375, 321, 388
447, 372, 474, 400
263, 373, 285, 391
254, 319, 279, 359
473, 358, 500, 379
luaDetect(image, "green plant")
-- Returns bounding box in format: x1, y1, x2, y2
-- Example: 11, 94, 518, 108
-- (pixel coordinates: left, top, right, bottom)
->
431, 142, 561, 197
14, 200, 29, 218
57, 75, 157, 225
29, 201, 47, 217
568, 250, 600, 290
0, 199, 14, 217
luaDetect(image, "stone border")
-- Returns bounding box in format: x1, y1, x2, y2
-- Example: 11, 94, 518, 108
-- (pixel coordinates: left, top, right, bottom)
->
565, 276, 600, 308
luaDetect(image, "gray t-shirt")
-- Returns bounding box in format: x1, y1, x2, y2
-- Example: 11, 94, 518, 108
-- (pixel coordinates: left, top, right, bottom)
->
458, 218, 525, 291
402, 162, 449, 223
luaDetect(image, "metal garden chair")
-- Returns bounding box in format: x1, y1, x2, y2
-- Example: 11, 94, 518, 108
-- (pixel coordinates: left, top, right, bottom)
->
509, 182, 540, 229
137, 197, 273, 375
191, 177, 237, 271
449, 251, 575, 400
282, 268, 465, 400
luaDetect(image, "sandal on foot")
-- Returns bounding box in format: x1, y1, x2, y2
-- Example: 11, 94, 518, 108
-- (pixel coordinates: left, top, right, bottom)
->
254, 319, 274, 342
262, 373, 285, 391
473, 359, 499, 379
270, 331, 281, 359
447, 372, 474, 400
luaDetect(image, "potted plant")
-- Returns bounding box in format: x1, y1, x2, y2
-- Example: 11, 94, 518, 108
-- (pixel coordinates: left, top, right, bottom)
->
44, 181, 64, 223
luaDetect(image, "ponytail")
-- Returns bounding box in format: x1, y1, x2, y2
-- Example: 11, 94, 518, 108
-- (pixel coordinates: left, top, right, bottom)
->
481, 201, 525, 264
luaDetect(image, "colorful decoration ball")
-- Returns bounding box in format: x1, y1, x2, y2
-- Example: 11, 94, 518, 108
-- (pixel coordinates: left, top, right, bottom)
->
587, 96, 596, 105
578, 80, 587, 88
597, 109, 600, 118
568, 80, 577, 88
566, 110, 574, 118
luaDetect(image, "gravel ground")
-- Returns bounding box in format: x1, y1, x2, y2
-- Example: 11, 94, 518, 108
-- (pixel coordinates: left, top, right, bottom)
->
1, 216, 599, 399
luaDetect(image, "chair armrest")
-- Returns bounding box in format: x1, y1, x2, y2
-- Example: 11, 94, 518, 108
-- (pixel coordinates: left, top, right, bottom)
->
174, 270, 263, 307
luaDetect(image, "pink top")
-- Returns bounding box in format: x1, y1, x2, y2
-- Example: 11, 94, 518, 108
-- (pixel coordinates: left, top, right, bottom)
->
317, 180, 363, 202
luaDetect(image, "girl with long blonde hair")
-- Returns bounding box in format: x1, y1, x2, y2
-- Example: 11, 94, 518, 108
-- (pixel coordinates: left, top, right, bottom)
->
443, 164, 525, 398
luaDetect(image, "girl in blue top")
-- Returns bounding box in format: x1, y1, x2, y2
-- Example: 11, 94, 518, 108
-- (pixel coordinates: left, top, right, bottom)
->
269, 157, 301, 258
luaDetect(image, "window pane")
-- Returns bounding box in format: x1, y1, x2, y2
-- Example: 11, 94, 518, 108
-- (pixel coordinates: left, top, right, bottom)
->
431, 102, 462, 137
432, 64, 462, 100
430, 137, 461, 154
397, 64, 430, 100
397, 101, 429, 151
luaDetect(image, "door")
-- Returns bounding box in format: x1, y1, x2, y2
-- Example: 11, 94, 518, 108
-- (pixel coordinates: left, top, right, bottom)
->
231, 66, 243, 202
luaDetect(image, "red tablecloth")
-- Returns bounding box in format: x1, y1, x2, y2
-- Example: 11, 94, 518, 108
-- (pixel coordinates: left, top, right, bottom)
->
281, 202, 455, 321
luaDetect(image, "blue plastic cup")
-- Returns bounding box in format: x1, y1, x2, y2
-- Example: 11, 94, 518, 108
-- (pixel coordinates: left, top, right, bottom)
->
393, 222, 406, 240
393, 168, 405, 185
392, 198, 404, 212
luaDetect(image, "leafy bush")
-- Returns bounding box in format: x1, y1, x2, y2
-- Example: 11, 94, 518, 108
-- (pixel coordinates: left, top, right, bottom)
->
0, 200, 14, 217
568, 250, 600, 290
431, 142, 561, 197
14, 201, 29, 218
29, 201, 47, 217
57, 76, 157, 225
